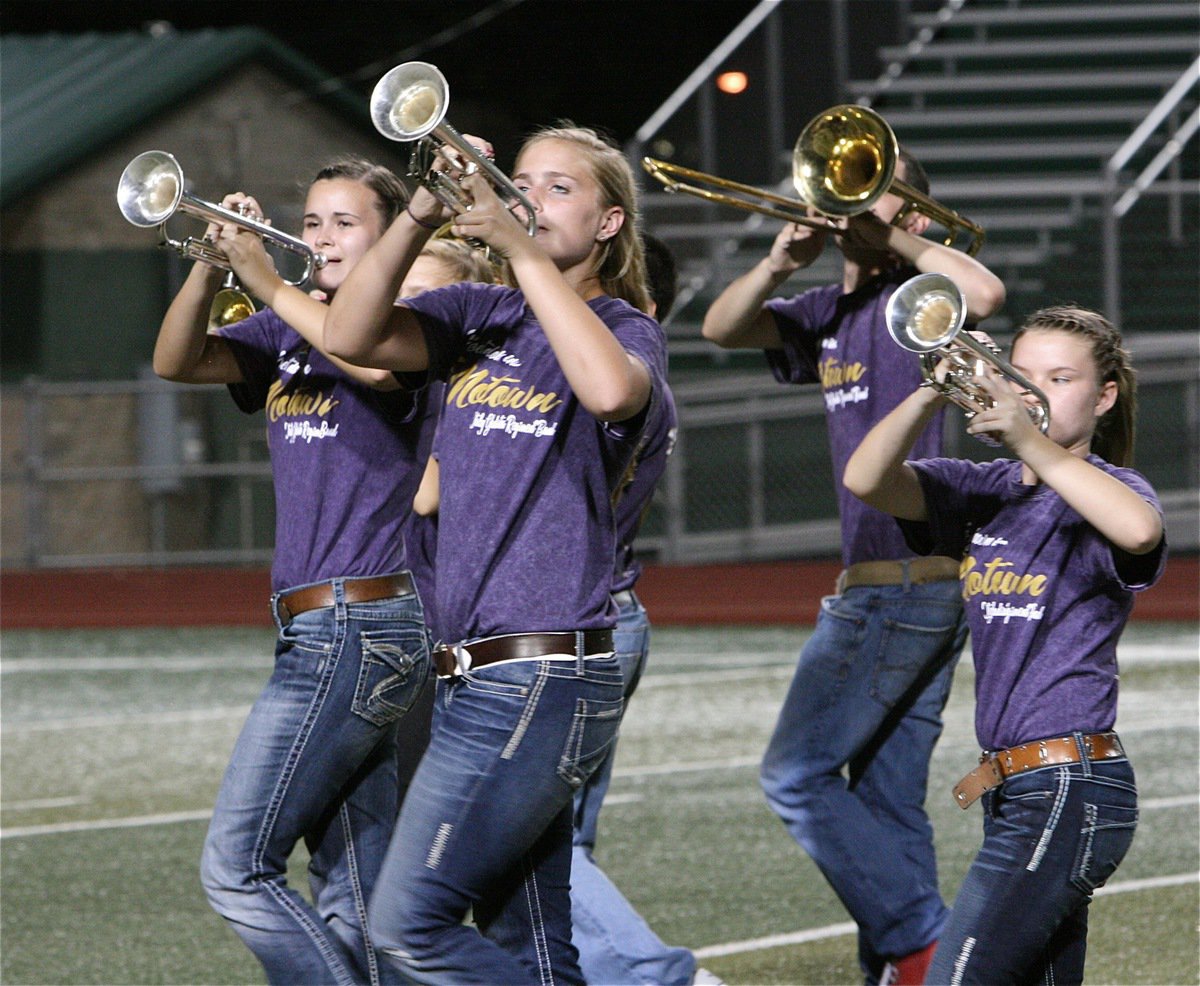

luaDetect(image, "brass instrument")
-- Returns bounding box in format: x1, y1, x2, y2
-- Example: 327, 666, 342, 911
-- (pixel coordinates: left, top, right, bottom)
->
642, 104, 985, 256
886, 273, 1050, 444
370, 61, 537, 236
117, 151, 327, 284
208, 276, 258, 329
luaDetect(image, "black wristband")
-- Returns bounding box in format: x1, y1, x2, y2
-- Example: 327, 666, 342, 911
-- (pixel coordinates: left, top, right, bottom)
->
406, 206, 441, 231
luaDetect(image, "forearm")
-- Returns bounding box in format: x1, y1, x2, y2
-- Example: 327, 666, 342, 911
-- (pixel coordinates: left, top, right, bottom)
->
153, 264, 230, 381
324, 212, 433, 368
891, 232, 1006, 321
512, 251, 650, 421
701, 258, 788, 348
844, 387, 942, 520
266, 282, 398, 389
1017, 436, 1163, 554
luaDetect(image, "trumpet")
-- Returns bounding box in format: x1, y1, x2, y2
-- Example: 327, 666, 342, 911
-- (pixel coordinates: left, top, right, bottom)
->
370, 61, 537, 236
116, 151, 327, 288
886, 273, 1050, 444
643, 104, 985, 256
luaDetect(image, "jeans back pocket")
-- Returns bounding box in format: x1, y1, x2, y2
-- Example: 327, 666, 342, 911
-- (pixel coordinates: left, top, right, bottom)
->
1072, 799, 1138, 894
557, 696, 624, 789
353, 627, 432, 727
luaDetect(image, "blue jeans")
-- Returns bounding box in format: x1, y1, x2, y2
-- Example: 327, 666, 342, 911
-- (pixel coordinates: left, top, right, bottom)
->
571, 592, 697, 986
927, 754, 1138, 985
367, 649, 625, 985
201, 576, 432, 986
760, 578, 966, 981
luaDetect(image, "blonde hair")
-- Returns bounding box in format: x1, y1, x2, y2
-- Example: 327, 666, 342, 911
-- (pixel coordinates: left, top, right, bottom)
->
512, 123, 651, 313
420, 238, 499, 285
1014, 305, 1138, 467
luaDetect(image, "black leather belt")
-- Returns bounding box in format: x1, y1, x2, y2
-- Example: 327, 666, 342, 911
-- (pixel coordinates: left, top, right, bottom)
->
433, 630, 614, 677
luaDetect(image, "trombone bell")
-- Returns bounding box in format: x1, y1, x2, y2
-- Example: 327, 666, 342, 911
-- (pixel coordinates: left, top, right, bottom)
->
793, 104, 896, 217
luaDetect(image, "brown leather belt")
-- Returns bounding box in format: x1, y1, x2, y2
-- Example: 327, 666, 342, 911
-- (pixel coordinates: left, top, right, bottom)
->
433, 629, 614, 678
275, 573, 415, 624
952, 732, 1126, 809
838, 556, 961, 593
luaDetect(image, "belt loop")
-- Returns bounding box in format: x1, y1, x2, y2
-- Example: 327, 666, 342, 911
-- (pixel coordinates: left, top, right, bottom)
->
332, 578, 347, 621
575, 629, 586, 673
901, 558, 912, 592
1074, 731, 1094, 778
270, 593, 285, 631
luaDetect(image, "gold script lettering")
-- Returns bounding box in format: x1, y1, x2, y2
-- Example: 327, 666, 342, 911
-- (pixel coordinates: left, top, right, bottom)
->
960, 555, 1048, 601
445, 365, 563, 413
820, 357, 867, 389
266, 379, 340, 422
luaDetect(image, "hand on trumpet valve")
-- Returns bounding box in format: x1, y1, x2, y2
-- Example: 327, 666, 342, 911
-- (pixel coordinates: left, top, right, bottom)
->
449, 171, 529, 260
962, 363, 1041, 449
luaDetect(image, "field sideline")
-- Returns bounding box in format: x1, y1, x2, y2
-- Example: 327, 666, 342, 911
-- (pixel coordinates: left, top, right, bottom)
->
2, 622, 1197, 985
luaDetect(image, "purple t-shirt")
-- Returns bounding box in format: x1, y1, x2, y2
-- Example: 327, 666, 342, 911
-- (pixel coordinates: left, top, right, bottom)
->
908, 455, 1166, 751
403, 282, 668, 644
612, 384, 678, 593
403, 380, 444, 639
765, 266, 948, 566
220, 309, 423, 591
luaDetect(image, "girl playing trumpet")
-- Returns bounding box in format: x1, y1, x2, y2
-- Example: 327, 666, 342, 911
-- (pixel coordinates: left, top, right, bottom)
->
324, 125, 667, 985
844, 305, 1166, 985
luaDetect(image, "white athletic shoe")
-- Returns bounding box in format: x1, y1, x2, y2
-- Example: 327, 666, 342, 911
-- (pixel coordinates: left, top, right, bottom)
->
692, 968, 726, 985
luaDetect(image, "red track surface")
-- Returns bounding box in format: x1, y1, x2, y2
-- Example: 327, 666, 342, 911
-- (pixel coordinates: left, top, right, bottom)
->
2, 556, 1195, 629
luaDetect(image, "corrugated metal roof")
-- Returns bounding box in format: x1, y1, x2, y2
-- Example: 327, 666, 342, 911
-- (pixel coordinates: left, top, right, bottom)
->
0, 27, 369, 206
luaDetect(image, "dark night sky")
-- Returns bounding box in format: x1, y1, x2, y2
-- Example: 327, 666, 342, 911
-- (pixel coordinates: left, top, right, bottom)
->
3, 1, 908, 185
3, 1, 776, 151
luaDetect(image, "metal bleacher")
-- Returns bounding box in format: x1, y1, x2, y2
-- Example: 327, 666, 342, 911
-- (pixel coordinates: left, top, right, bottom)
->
643, 0, 1200, 370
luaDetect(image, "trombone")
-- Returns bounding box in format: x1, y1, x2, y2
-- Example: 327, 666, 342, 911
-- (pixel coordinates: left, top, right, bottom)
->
643, 104, 985, 256
885, 273, 1049, 445
370, 61, 538, 236
116, 151, 327, 284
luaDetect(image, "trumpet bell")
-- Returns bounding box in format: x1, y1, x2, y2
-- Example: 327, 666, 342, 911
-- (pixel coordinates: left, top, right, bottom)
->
371, 61, 449, 142
208, 286, 257, 330
793, 105, 897, 218
368, 61, 538, 236
117, 150, 185, 228
886, 273, 966, 353
885, 272, 1051, 444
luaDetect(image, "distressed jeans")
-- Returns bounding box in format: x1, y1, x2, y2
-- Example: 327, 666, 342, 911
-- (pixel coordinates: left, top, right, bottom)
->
200, 576, 431, 985
571, 591, 696, 986
760, 578, 966, 981
368, 649, 625, 985
927, 754, 1137, 985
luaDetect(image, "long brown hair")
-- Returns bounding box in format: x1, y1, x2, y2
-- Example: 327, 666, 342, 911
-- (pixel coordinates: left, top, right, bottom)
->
512, 123, 651, 313
1014, 305, 1138, 466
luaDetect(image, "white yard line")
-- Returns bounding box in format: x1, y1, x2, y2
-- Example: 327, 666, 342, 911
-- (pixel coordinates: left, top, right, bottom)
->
0, 809, 214, 839
5, 774, 1193, 841
1, 706, 251, 733
693, 873, 1200, 959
